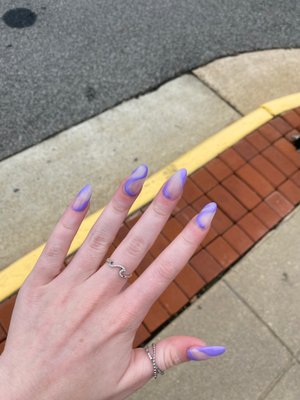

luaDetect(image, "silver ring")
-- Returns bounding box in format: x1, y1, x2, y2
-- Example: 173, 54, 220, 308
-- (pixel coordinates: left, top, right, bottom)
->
144, 343, 164, 379
106, 258, 132, 279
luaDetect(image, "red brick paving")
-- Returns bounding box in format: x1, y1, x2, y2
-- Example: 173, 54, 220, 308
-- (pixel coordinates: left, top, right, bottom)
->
206, 236, 239, 270
270, 117, 292, 135
236, 163, 274, 197
191, 168, 218, 192
252, 201, 281, 229
237, 213, 268, 242
190, 249, 223, 282
259, 122, 282, 142
223, 225, 254, 255
205, 158, 232, 181
250, 154, 286, 187
1, 108, 299, 352
245, 130, 270, 151
233, 138, 259, 161
219, 148, 246, 170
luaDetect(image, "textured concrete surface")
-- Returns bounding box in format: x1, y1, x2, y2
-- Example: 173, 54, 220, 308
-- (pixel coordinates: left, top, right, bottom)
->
193, 49, 300, 114
265, 363, 300, 400
225, 206, 300, 354
0, 74, 239, 270
130, 282, 292, 400
131, 206, 300, 400
1, 1, 300, 160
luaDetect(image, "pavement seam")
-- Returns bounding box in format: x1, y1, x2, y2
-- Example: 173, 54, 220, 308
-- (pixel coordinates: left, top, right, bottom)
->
223, 279, 296, 359
257, 360, 298, 400
191, 71, 244, 116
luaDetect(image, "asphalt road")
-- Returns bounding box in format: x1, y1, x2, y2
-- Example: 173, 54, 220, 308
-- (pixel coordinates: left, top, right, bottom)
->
1, 0, 300, 161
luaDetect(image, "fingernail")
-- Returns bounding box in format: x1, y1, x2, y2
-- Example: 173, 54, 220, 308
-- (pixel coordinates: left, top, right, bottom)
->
72, 184, 92, 212
187, 346, 226, 361
124, 164, 148, 196
163, 169, 187, 200
196, 202, 217, 229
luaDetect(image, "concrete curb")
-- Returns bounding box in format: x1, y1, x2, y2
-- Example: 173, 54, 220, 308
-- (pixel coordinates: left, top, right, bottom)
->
1, 92, 300, 302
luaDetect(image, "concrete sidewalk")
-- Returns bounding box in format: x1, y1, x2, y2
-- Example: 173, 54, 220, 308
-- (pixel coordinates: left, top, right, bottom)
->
131, 205, 300, 400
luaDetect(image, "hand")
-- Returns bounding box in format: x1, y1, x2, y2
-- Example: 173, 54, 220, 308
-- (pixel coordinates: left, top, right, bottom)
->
0, 164, 225, 400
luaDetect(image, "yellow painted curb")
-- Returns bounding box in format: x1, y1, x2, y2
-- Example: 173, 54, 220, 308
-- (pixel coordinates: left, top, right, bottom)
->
262, 93, 300, 116
1, 94, 300, 302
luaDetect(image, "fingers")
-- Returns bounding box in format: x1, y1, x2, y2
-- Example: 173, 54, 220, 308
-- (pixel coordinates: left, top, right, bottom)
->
27, 184, 92, 286
90, 169, 187, 293
123, 203, 217, 319
120, 336, 226, 390
56, 164, 148, 284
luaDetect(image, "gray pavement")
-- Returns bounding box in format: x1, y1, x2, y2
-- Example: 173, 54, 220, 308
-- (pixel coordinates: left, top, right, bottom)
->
1, 0, 300, 160
131, 205, 300, 400
2, 49, 300, 272
0, 74, 239, 270
194, 49, 300, 114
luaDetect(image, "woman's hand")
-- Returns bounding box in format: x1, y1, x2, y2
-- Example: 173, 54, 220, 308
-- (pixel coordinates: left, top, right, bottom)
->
0, 164, 225, 400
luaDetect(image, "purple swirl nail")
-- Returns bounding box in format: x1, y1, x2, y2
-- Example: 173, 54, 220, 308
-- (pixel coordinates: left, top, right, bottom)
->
187, 346, 226, 361
124, 164, 148, 196
72, 184, 92, 212
163, 169, 187, 200
196, 202, 217, 229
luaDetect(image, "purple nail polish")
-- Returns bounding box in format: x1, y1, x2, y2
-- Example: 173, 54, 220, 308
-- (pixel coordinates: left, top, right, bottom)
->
124, 164, 148, 196
196, 202, 217, 229
163, 169, 187, 200
72, 184, 92, 212
187, 346, 226, 361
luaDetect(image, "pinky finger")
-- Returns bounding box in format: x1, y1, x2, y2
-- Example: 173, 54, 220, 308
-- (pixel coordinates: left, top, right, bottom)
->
27, 184, 92, 287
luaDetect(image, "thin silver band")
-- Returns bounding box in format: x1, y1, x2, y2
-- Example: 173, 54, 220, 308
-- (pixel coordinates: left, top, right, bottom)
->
106, 258, 132, 279
144, 343, 164, 379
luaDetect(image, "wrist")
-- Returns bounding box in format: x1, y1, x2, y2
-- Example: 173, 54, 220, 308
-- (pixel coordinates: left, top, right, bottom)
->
0, 358, 14, 400
0, 357, 32, 400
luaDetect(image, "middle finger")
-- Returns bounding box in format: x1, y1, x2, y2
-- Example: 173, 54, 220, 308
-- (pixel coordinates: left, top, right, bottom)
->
88, 168, 187, 294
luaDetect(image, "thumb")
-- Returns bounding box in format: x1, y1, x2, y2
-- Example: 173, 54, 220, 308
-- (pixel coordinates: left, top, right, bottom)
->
125, 336, 226, 389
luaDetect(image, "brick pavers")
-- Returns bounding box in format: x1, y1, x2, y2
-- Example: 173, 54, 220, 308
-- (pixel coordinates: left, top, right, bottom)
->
0, 108, 299, 352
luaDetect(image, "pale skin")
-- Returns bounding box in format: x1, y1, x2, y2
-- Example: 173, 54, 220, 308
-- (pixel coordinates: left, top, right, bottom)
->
0, 166, 223, 400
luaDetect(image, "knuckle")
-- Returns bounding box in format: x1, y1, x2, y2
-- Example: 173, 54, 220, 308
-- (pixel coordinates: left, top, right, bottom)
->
156, 256, 175, 282
125, 235, 148, 258
151, 201, 169, 217
111, 197, 127, 214
111, 306, 137, 333
181, 231, 196, 246
163, 347, 183, 369
61, 219, 74, 232
88, 230, 110, 252
44, 242, 63, 259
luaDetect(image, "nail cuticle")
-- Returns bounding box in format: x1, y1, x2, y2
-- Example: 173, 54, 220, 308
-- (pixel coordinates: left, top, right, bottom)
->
124, 164, 148, 197
163, 169, 187, 200
196, 202, 217, 229
72, 184, 92, 212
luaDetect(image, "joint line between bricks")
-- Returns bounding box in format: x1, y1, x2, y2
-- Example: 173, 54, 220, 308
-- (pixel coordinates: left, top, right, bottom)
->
190, 72, 244, 117
223, 280, 296, 358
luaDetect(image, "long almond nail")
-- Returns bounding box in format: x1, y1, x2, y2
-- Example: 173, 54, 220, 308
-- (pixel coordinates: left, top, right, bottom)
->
124, 164, 148, 196
72, 184, 92, 212
187, 346, 226, 361
163, 169, 187, 200
196, 202, 217, 229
